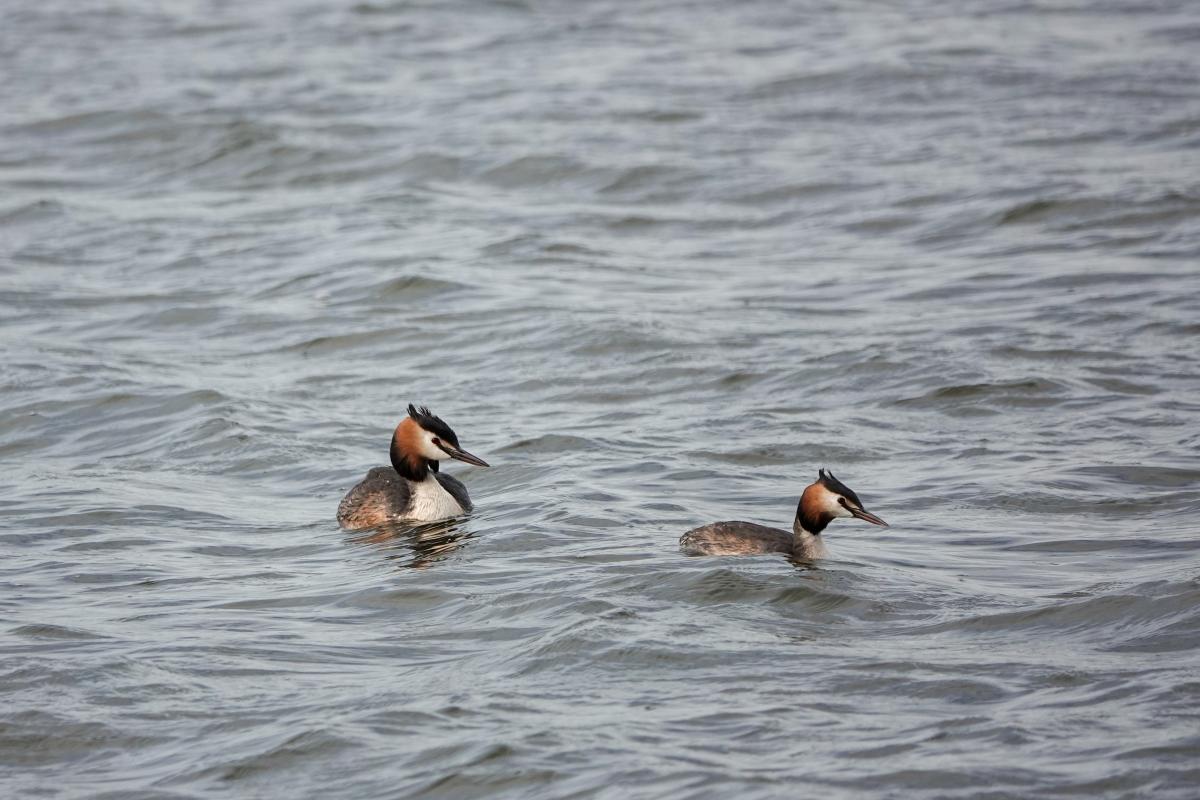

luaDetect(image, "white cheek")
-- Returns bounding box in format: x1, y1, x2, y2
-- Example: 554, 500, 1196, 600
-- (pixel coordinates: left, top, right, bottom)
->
823, 493, 852, 518
418, 430, 447, 460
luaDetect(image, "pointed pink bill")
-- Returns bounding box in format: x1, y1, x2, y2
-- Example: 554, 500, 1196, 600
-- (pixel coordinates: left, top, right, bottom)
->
849, 506, 889, 527
444, 444, 489, 467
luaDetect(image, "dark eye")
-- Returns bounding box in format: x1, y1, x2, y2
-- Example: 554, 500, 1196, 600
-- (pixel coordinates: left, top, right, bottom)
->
432, 438, 441, 446
838, 497, 849, 507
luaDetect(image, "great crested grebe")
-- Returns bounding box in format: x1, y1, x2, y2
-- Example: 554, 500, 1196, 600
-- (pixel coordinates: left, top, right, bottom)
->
337, 404, 489, 530
679, 469, 888, 560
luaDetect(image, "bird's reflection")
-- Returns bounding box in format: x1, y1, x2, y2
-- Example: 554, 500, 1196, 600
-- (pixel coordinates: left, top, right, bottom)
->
346, 518, 473, 570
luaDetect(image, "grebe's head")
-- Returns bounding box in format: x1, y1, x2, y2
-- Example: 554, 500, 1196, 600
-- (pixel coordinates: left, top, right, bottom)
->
390, 404, 489, 480
796, 468, 888, 535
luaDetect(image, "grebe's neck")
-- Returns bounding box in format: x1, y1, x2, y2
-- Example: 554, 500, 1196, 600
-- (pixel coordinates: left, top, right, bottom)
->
792, 519, 829, 560
390, 436, 430, 482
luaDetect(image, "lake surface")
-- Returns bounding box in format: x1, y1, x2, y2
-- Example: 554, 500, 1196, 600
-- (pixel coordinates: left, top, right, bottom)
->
2, 1, 1199, 797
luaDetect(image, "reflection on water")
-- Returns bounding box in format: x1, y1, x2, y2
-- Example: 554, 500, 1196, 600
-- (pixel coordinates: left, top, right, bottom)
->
346, 519, 474, 571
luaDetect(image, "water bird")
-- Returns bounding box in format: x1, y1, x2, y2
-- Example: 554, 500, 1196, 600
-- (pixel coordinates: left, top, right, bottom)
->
337, 404, 489, 529
679, 469, 888, 560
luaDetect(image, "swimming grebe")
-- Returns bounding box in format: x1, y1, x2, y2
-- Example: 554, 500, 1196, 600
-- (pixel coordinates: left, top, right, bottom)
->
679, 469, 888, 560
337, 404, 489, 530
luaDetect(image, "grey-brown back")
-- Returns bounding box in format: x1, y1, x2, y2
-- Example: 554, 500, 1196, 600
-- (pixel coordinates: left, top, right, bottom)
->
337, 466, 412, 530
679, 521, 794, 556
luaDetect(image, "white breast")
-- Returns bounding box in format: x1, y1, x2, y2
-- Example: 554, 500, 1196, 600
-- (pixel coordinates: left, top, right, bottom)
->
404, 476, 465, 522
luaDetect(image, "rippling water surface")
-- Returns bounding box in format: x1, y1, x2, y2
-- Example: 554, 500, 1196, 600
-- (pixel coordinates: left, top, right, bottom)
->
3, 1, 1200, 797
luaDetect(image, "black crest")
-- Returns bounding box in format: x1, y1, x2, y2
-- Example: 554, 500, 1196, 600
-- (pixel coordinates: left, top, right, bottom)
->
818, 468, 864, 508
407, 404, 460, 448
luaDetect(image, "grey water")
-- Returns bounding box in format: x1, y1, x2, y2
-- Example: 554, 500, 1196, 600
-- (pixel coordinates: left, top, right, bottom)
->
2, 1, 1200, 797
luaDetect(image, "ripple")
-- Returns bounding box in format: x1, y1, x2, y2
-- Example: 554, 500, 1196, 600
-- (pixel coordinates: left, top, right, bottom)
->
3, 0, 1199, 797
9, 624, 108, 641
894, 379, 1069, 413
